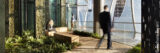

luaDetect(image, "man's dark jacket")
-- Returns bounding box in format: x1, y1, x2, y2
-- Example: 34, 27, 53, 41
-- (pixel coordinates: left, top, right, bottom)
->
99, 11, 112, 33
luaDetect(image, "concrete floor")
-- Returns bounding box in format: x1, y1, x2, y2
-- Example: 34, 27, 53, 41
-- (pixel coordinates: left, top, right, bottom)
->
64, 36, 132, 53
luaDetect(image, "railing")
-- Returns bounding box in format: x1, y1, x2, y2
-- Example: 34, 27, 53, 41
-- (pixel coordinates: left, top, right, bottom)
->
73, 21, 141, 33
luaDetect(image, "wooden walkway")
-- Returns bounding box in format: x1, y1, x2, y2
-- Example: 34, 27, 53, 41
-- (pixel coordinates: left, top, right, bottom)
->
64, 36, 132, 53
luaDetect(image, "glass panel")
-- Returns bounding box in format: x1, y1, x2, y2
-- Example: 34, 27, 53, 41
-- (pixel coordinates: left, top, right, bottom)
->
87, 0, 93, 21
113, 0, 134, 32
27, 0, 35, 30
21, 0, 25, 29
105, 0, 113, 10
107, 0, 117, 21
112, 31, 141, 46
133, 0, 141, 23
21, 0, 35, 30
135, 24, 141, 33
49, 0, 55, 20
78, 0, 88, 5
75, 21, 93, 32
114, 23, 134, 31
49, 0, 61, 26
77, 6, 87, 30
62, 0, 93, 32
106, 0, 142, 46
66, 0, 76, 4
133, 0, 141, 33
75, 0, 93, 32
66, 3, 72, 30
66, 0, 77, 30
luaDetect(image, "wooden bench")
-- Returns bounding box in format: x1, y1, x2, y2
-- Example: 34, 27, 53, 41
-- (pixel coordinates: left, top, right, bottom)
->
55, 27, 68, 32
54, 33, 79, 43
45, 27, 68, 36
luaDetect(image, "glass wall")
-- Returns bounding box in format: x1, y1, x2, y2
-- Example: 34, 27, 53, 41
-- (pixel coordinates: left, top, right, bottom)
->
66, 0, 77, 30
21, 0, 35, 30
56, 0, 94, 32
105, 0, 141, 46
113, 0, 134, 32
49, 0, 61, 26
76, 0, 93, 32
50, 0, 141, 36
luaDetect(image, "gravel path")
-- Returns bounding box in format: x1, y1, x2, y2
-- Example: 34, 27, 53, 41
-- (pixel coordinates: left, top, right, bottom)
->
64, 36, 132, 53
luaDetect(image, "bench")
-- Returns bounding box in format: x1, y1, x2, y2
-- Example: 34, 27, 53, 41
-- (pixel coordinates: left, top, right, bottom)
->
45, 27, 68, 36
54, 33, 79, 43
55, 27, 68, 32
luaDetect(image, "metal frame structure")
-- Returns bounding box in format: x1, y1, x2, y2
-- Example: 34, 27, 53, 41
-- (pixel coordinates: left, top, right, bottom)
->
130, 0, 136, 32
111, 0, 137, 33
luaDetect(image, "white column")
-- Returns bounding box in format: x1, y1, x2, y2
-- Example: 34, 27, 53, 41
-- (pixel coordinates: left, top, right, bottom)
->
110, 0, 117, 20
131, 0, 136, 32
100, 0, 105, 12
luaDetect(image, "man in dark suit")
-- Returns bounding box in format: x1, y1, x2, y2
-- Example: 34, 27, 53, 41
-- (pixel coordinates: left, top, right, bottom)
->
96, 5, 113, 49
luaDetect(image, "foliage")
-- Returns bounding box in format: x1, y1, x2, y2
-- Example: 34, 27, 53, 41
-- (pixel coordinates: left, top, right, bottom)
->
73, 30, 101, 39
91, 33, 101, 39
128, 44, 141, 53
5, 30, 80, 53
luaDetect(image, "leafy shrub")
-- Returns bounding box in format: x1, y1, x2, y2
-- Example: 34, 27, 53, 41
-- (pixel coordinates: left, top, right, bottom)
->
128, 44, 141, 53
91, 33, 101, 39
73, 30, 91, 36
5, 30, 80, 53
73, 30, 101, 39
65, 42, 81, 50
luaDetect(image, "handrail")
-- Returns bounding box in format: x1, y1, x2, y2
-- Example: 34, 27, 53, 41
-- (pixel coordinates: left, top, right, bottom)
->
75, 21, 141, 24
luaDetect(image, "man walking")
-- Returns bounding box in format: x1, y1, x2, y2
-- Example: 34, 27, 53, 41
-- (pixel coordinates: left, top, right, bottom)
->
96, 5, 113, 49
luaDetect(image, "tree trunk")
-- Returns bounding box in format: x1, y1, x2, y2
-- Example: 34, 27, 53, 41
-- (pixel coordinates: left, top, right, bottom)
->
0, 0, 6, 52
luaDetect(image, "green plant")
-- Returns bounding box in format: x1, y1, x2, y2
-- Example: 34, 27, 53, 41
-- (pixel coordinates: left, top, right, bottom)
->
128, 44, 141, 53
73, 30, 101, 39
73, 30, 90, 36
65, 42, 81, 50
5, 30, 81, 53
91, 33, 101, 39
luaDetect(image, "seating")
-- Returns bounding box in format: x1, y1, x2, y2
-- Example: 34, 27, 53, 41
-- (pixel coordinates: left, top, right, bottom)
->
55, 27, 68, 32
45, 30, 56, 36
46, 27, 79, 43
45, 27, 68, 36
54, 33, 79, 43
